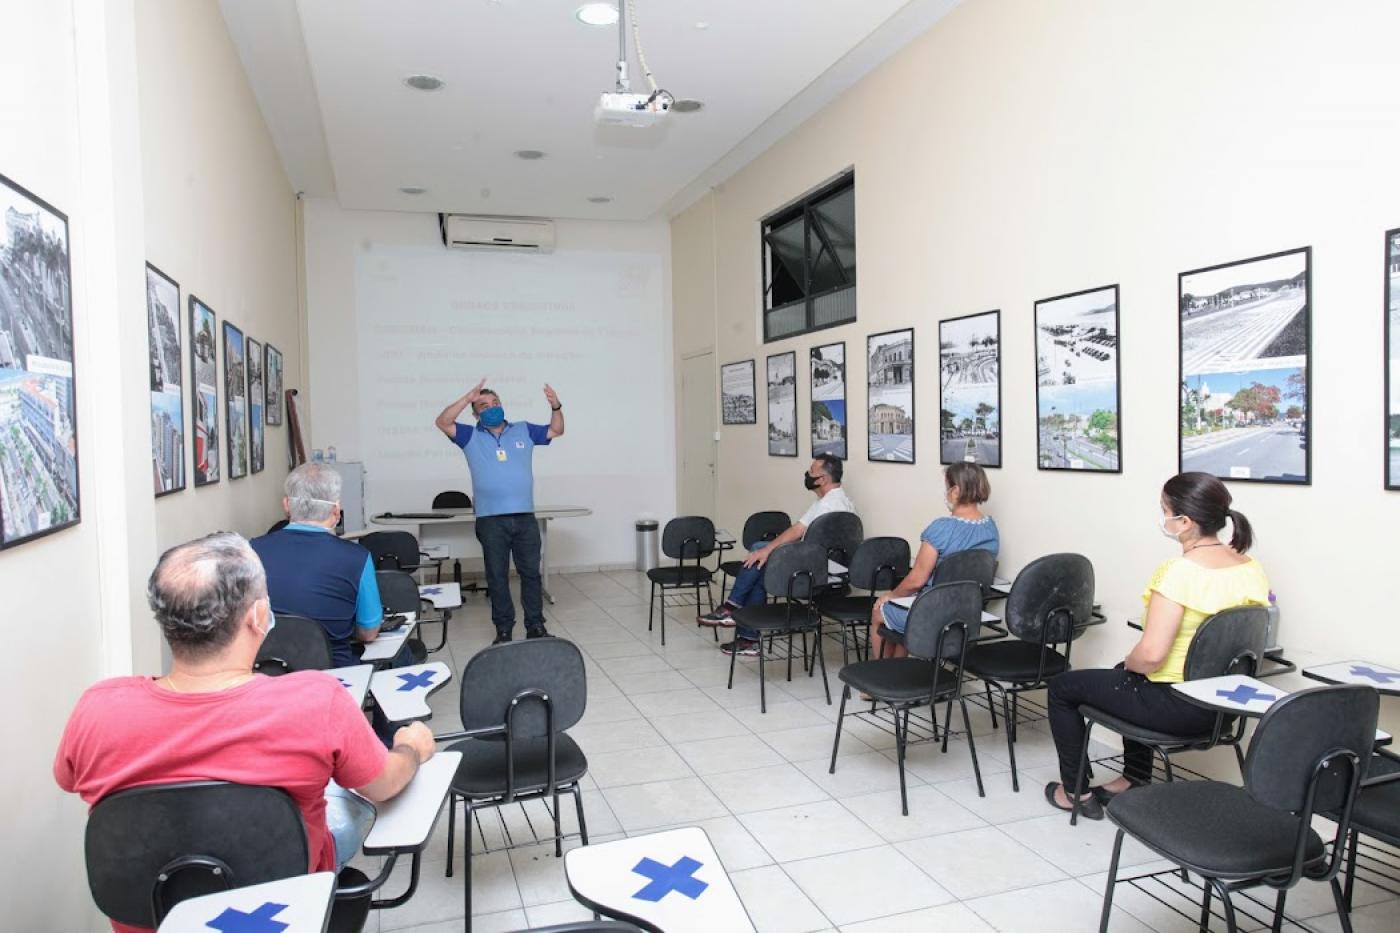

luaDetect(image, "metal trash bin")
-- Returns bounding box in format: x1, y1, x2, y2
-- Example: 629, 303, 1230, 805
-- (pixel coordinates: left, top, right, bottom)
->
634, 519, 659, 572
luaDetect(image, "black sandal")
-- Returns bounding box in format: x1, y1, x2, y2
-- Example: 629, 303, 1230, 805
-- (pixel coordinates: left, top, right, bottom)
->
1045, 781, 1104, 820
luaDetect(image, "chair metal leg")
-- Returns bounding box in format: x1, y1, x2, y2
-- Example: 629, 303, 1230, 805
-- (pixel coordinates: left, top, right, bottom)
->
648, 583, 656, 633
1270, 889, 1287, 933
840, 621, 850, 667
1009, 690, 1020, 743
1214, 879, 1239, 933
895, 707, 910, 816
1071, 721, 1094, 826
1198, 879, 1213, 933
786, 633, 795, 682
553, 788, 563, 857
659, 594, 667, 645
759, 646, 767, 713
829, 686, 850, 773
940, 689, 955, 753
463, 801, 475, 927
727, 635, 738, 689
1099, 828, 1125, 933
1002, 688, 1020, 792
445, 792, 457, 877
960, 698, 986, 797
572, 784, 590, 845
1331, 876, 1354, 933
1344, 827, 1358, 910
814, 628, 829, 704
985, 682, 999, 730
1232, 741, 1246, 780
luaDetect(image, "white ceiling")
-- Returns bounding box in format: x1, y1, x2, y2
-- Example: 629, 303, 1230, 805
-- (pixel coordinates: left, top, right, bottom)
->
219, 0, 962, 221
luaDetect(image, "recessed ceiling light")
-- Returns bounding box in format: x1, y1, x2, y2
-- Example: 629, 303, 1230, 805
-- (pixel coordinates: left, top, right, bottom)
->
404, 74, 445, 91
575, 4, 619, 26
673, 98, 704, 113
514, 149, 546, 160
587, 196, 613, 204
399, 186, 427, 195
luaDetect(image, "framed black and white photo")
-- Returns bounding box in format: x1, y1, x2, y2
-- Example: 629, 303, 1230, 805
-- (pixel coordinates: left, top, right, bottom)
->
720, 359, 757, 425
146, 263, 185, 496
767, 351, 798, 457
189, 296, 219, 486
939, 311, 1000, 467
1387, 229, 1400, 490
810, 342, 846, 459
867, 328, 914, 463
264, 342, 284, 425
1035, 286, 1121, 473
0, 173, 80, 547
222, 321, 248, 479
1179, 247, 1310, 485
247, 336, 265, 474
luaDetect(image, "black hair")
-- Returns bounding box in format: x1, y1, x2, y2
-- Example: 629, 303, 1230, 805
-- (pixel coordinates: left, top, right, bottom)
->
815, 454, 843, 484
1162, 471, 1254, 553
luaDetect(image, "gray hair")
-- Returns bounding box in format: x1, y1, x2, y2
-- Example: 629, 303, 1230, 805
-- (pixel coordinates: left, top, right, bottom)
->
285, 463, 342, 522
147, 532, 267, 660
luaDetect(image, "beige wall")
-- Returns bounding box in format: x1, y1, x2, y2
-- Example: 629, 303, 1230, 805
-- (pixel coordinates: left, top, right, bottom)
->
672, 0, 1400, 678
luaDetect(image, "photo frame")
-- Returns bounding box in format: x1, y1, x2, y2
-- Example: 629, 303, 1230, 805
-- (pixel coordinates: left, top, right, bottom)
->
0, 172, 80, 547
766, 351, 798, 457
810, 341, 846, 459
1387, 228, 1400, 490
867, 328, 915, 463
1179, 247, 1311, 485
1035, 286, 1122, 473
222, 321, 248, 480
189, 296, 219, 486
720, 359, 757, 425
939, 311, 1001, 467
247, 336, 265, 474
264, 342, 283, 425
146, 263, 185, 496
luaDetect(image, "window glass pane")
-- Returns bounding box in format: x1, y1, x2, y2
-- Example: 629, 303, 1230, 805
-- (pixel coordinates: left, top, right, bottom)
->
813, 286, 856, 328
759, 173, 855, 340
766, 301, 807, 340
765, 215, 806, 308
812, 185, 856, 279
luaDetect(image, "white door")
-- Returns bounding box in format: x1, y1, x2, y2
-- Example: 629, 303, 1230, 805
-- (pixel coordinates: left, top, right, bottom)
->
679, 352, 717, 518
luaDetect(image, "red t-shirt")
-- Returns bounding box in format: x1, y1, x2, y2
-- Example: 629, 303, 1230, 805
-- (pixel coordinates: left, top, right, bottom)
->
54, 672, 388, 932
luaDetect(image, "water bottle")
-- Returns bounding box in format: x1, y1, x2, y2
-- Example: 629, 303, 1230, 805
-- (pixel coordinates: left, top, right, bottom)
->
326, 445, 337, 463
312, 448, 324, 463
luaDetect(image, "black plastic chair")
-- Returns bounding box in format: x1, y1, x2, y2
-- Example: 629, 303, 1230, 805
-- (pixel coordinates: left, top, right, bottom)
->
816, 536, 911, 664
877, 547, 996, 658
84, 782, 381, 932
1337, 749, 1400, 912
804, 511, 864, 587
378, 568, 439, 658
716, 510, 791, 605
1100, 685, 1378, 933
831, 581, 987, 814
645, 516, 715, 645
267, 518, 290, 534
961, 553, 1095, 791
1069, 605, 1270, 825
444, 639, 590, 928
362, 530, 427, 576
254, 613, 334, 674
726, 540, 830, 712
432, 490, 472, 509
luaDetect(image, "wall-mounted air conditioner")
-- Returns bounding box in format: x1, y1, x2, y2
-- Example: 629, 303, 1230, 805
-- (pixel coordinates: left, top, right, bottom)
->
438, 214, 556, 252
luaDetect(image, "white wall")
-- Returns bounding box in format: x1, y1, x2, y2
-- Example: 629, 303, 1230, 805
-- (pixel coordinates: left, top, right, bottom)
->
304, 201, 676, 569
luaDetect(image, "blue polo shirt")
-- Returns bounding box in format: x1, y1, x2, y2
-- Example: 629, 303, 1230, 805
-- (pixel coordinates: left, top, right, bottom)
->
451, 421, 551, 517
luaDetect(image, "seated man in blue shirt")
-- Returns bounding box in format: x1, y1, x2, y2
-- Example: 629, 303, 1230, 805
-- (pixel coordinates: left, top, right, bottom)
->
250, 463, 382, 667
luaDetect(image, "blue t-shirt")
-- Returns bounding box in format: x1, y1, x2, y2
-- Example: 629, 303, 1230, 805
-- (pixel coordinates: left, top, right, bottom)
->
451, 421, 551, 517
922, 514, 1000, 563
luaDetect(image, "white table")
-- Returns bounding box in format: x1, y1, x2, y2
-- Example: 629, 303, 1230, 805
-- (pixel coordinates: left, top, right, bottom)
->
368, 505, 592, 604
369, 661, 452, 724
1302, 660, 1400, 695
156, 872, 335, 932
359, 614, 418, 662
417, 583, 462, 610
565, 826, 755, 933
888, 594, 1000, 624
361, 752, 462, 855
1173, 675, 1391, 745
326, 664, 373, 707
990, 582, 1012, 597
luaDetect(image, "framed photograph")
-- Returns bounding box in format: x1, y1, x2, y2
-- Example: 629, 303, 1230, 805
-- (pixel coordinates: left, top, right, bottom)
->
766, 351, 798, 457
0, 173, 80, 547
1035, 286, 1121, 472
247, 336, 265, 474
1179, 247, 1310, 485
264, 343, 283, 425
1387, 228, 1400, 490
189, 296, 219, 486
867, 328, 915, 463
720, 359, 757, 425
810, 342, 846, 459
223, 322, 248, 479
939, 311, 1000, 467
146, 263, 185, 496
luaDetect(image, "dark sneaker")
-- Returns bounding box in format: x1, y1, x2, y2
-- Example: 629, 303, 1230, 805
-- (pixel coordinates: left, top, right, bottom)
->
720, 637, 759, 657
492, 632, 513, 645
697, 606, 736, 627
525, 626, 551, 639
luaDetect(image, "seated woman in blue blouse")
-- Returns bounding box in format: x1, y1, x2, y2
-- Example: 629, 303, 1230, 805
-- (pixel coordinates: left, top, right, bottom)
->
870, 462, 999, 659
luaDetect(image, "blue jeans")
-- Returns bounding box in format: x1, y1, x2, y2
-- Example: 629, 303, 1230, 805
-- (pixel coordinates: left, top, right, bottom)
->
324, 785, 377, 869
476, 513, 545, 636
728, 540, 768, 640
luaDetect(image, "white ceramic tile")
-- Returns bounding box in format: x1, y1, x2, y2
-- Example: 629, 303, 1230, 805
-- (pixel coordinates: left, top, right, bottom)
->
935, 763, 1065, 824
795, 750, 923, 799
627, 686, 724, 718
586, 744, 694, 788
673, 733, 786, 775
999, 812, 1161, 877
838, 784, 986, 843
567, 717, 667, 754
745, 700, 835, 733
837, 901, 996, 932
895, 826, 1065, 900
596, 652, 676, 676
729, 865, 832, 933
647, 708, 752, 744
784, 845, 954, 925
759, 723, 873, 763
578, 694, 641, 724
649, 814, 777, 872
965, 878, 1154, 932
615, 669, 697, 695
739, 800, 884, 863
703, 762, 831, 814
378, 849, 516, 930
600, 777, 729, 831
522, 898, 597, 926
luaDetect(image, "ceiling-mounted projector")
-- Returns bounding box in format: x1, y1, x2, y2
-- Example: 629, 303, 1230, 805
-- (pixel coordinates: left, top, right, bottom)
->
595, 92, 671, 128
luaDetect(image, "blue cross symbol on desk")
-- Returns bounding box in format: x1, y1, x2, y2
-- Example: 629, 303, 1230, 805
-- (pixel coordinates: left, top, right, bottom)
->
1216, 685, 1277, 706
397, 670, 436, 692
421, 586, 444, 596
631, 855, 708, 902
206, 901, 290, 933
338, 677, 351, 688
1350, 665, 1400, 684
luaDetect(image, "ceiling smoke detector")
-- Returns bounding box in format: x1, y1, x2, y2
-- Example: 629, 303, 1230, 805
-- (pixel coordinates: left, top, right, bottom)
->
403, 74, 445, 91
672, 98, 704, 113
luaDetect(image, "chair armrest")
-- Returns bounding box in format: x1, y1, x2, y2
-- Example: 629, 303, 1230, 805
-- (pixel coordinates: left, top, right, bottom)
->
361, 752, 462, 855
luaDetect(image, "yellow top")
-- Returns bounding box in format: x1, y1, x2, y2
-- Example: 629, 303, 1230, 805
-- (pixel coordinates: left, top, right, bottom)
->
1141, 556, 1271, 684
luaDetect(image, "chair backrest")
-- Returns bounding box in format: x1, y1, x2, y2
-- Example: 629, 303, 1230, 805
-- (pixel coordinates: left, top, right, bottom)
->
459, 638, 588, 738
85, 782, 309, 928
1245, 685, 1377, 815
661, 516, 715, 561
266, 518, 289, 534
848, 536, 911, 592
761, 540, 828, 601
904, 581, 984, 661
741, 510, 791, 546
361, 530, 421, 571
1003, 553, 1094, 645
523, 923, 648, 933
377, 568, 422, 615
432, 490, 472, 509
1183, 605, 1270, 681
253, 613, 334, 674
931, 548, 997, 595
804, 511, 864, 566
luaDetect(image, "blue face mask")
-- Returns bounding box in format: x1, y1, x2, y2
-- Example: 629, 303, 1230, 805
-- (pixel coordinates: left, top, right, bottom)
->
478, 405, 505, 428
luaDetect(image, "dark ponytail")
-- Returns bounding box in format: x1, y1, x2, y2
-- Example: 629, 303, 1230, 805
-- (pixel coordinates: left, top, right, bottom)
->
1162, 471, 1255, 554
1226, 509, 1253, 553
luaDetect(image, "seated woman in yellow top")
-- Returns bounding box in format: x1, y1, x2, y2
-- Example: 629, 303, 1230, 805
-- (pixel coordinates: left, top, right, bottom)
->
1044, 472, 1270, 821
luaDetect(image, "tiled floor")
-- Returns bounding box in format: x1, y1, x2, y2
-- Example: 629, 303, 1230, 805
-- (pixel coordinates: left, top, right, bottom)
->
362, 569, 1398, 932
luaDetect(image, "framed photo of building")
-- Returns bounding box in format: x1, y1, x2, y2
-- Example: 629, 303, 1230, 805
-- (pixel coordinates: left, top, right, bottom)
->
767, 351, 798, 457
222, 321, 248, 479
810, 342, 846, 459
264, 342, 283, 425
1387, 229, 1400, 490
189, 296, 219, 486
720, 359, 757, 425
867, 328, 914, 463
1179, 248, 1310, 485
0, 173, 80, 547
247, 336, 265, 474
939, 311, 1000, 467
146, 263, 185, 496
1035, 286, 1121, 473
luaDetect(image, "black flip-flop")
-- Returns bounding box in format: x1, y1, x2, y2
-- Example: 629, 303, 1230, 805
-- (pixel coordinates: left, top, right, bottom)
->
1045, 781, 1104, 820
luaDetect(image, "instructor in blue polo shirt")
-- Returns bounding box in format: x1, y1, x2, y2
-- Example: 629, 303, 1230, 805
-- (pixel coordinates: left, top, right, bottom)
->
435, 379, 564, 643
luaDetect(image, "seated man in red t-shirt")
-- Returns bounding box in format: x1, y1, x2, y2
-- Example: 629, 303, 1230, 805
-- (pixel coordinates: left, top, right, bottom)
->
54, 532, 437, 932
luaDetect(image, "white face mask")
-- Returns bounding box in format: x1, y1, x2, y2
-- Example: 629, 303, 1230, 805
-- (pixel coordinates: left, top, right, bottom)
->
258, 600, 276, 637
1158, 513, 1183, 539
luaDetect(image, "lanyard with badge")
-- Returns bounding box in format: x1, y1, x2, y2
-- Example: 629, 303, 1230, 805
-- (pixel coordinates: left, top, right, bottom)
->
489, 424, 509, 461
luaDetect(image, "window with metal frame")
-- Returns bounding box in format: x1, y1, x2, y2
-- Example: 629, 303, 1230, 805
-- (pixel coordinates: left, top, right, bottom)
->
761, 173, 856, 342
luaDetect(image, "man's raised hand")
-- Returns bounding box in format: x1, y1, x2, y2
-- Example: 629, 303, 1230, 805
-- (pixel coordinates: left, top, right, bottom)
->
543, 383, 560, 409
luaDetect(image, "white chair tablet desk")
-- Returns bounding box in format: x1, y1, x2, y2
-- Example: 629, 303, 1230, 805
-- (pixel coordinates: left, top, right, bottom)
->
888, 594, 1001, 625
359, 614, 418, 663
369, 661, 452, 725
417, 583, 462, 610
1173, 675, 1392, 746
326, 664, 373, 707
156, 872, 336, 933
1302, 660, 1400, 696
565, 826, 755, 933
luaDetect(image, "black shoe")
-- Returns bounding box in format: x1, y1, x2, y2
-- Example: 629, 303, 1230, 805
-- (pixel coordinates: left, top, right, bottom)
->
525, 626, 550, 639
1091, 778, 1146, 807
492, 633, 513, 645
1045, 782, 1103, 821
